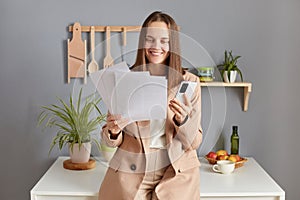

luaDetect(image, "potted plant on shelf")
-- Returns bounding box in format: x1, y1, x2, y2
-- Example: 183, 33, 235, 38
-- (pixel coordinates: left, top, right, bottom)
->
38, 88, 106, 163
218, 50, 244, 83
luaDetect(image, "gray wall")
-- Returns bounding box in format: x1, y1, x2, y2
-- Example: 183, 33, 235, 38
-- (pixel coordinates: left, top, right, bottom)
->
1, 0, 299, 199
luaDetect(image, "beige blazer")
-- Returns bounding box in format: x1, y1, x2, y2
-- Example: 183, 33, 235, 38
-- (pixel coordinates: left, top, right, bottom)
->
99, 71, 202, 200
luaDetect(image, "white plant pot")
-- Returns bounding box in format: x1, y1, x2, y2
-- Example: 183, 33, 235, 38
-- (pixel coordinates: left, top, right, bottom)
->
223, 71, 237, 83
69, 142, 91, 163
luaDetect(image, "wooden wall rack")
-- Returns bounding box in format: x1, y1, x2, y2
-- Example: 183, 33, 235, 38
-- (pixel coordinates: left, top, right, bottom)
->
67, 24, 141, 84
68, 25, 142, 33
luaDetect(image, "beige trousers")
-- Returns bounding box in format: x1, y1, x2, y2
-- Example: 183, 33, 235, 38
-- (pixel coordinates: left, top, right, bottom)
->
134, 148, 169, 200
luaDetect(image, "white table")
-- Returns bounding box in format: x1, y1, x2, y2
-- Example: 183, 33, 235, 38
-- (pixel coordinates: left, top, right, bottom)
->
30, 157, 285, 200
199, 157, 285, 200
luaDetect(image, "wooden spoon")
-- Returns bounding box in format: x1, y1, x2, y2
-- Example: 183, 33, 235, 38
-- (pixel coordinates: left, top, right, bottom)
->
103, 26, 114, 68
87, 26, 99, 73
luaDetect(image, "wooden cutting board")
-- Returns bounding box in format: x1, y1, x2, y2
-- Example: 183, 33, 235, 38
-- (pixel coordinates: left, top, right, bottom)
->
63, 158, 96, 170
67, 22, 87, 84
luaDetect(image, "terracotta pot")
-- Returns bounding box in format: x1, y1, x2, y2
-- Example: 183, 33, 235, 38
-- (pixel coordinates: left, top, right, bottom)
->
69, 142, 91, 163
223, 71, 237, 83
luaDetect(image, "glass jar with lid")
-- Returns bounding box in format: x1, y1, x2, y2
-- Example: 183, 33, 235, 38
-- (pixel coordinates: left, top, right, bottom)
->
197, 67, 214, 82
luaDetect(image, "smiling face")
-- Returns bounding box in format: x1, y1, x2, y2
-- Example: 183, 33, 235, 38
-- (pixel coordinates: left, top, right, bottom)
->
144, 21, 170, 64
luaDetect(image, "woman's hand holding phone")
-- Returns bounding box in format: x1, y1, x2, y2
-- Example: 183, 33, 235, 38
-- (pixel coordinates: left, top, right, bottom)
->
169, 94, 192, 125
169, 81, 196, 125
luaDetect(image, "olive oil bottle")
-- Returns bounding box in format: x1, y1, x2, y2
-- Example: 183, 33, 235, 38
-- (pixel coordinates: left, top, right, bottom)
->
230, 126, 239, 155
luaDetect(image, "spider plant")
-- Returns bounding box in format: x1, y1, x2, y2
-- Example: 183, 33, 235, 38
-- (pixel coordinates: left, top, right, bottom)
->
38, 88, 106, 155
218, 50, 243, 82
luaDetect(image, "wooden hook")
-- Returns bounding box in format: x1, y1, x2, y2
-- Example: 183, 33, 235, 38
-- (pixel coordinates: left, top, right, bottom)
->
122, 27, 127, 46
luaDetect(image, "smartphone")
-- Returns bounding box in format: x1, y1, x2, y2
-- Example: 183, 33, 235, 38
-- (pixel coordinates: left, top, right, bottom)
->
175, 81, 197, 103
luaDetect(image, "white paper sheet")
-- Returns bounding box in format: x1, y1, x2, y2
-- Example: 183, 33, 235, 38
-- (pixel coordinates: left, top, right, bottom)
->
90, 62, 167, 121
114, 72, 167, 121
90, 62, 130, 111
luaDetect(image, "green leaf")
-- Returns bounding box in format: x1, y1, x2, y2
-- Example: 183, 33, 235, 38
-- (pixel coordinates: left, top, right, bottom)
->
236, 68, 244, 82
77, 88, 82, 113
232, 56, 241, 65
92, 138, 101, 151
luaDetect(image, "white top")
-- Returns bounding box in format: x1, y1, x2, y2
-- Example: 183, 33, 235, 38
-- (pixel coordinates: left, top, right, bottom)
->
149, 119, 166, 148
199, 157, 285, 198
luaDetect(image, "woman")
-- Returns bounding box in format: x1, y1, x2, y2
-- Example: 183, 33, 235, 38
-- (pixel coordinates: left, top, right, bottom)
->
99, 11, 202, 200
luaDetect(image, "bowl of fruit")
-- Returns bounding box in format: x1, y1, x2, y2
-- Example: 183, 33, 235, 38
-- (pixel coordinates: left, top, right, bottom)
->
205, 150, 247, 168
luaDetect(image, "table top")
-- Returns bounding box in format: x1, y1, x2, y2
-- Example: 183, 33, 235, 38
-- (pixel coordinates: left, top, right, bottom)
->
31, 157, 285, 197
199, 157, 285, 197
31, 157, 106, 196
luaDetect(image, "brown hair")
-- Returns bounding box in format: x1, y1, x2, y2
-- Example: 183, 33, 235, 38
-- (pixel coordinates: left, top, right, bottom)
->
132, 11, 183, 88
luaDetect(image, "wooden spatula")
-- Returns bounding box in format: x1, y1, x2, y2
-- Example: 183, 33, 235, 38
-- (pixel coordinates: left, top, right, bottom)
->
103, 26, 114, 68
87, 26, 99, 73
121, 27, 126, 62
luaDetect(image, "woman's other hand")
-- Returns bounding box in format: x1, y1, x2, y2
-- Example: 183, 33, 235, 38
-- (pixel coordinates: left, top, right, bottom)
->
107, 114, 129, 134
